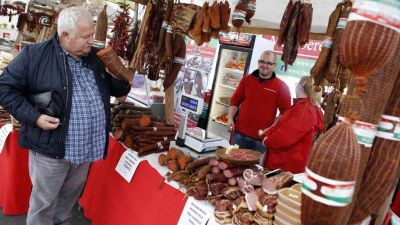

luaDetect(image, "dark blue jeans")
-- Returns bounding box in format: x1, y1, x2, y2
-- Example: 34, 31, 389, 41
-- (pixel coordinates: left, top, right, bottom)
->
231, 131, 266, 154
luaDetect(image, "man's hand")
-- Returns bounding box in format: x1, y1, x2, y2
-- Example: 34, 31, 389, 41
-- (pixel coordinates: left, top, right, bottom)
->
36, 114, 60, 130
227, 119, 234, 132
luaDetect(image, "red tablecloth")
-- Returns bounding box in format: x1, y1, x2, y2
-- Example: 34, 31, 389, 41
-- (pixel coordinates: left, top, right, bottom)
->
392, 190, 400, 217
79, 137, 188, 225
0, 131, 32, 215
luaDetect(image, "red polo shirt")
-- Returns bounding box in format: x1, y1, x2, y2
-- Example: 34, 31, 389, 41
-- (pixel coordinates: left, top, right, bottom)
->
230, 70, 291, 140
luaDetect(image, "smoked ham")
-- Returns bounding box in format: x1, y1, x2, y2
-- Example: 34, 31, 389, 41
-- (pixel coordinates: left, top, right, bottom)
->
220, 1, 231, 32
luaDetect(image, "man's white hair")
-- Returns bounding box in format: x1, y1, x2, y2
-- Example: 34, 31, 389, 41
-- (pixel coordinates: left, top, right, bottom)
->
57, 6, 93, 37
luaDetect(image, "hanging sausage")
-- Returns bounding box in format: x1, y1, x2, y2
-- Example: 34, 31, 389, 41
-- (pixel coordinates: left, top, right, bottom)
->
340, 0, 400, 93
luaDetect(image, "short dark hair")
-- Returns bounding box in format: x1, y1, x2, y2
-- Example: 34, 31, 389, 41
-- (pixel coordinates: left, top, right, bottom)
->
261, 50, 276, 62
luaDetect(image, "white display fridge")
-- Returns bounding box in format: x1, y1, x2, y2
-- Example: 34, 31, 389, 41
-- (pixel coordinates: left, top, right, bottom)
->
202, 33, 255, 141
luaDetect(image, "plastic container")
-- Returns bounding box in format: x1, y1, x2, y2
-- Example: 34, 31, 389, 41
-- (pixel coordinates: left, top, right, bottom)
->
291, 183, 302, 193
276, 200, 300, 220
277, 188, 301, 211
274, 210, 301, 225
274, 214, 296, 225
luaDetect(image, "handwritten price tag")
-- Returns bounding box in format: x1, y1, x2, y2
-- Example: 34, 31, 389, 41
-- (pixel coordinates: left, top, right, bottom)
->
177, 197, 214, 225
115, 149, 144, 183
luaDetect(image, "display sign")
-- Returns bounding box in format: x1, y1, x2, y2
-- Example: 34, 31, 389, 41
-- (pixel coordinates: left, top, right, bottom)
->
180, 93, 204, 114
177, 197, 214, 225
115, 149, 144, 183
219, 32, 255, 47
0, 124, 12, 154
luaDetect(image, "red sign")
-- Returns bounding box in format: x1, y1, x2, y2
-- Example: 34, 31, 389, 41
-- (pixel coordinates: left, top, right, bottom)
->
186, 40, 217, 59
219, 32, 255, 47
262, 35, 323, 60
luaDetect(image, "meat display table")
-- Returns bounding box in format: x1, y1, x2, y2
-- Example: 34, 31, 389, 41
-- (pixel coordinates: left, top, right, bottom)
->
79, 137, 189, 225
0, 130, 32, 215
0, 131, 190, 223
2, 131, 399, 224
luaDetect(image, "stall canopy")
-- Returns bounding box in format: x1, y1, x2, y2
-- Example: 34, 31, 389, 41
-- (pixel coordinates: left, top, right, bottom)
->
179, 0, 343, 40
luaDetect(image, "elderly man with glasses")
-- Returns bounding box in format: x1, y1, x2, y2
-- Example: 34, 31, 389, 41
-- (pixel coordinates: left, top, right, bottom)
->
227, 50, 291, 155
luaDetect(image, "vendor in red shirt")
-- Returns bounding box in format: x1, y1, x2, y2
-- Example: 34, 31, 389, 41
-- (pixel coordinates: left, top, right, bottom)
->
261, 76, 324, 173
227, 50, 291, 154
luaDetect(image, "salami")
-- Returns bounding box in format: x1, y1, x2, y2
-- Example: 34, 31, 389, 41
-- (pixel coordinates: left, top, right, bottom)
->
219, 1, 231, 32
276, 0, 295, 46
280, 1, 301, 71
296, 2, 313, 48
231, 0, 247, 29
245, 0, 256, 24
309, 2, 342, 78
210, 1, 220, 29
301, 123, 360, 225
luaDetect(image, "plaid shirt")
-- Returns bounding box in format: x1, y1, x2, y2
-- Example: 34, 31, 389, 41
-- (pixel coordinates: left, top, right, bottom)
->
64, 52, 106, 164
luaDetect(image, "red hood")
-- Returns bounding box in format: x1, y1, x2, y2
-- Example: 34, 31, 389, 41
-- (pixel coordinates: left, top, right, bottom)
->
293, 98, 325, 132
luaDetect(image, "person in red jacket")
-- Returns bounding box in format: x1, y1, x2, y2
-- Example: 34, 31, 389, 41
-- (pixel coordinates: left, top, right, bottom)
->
227, 50, 291, 154
261, 76, 324, 173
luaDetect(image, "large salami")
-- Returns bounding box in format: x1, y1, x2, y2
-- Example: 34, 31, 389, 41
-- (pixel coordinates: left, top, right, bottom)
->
340, 0, 400, 93
301, 122, 360, 225
350, 77, 400, 223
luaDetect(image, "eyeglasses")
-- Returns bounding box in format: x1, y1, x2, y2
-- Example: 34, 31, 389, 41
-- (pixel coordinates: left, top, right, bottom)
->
258, 60, 276, 66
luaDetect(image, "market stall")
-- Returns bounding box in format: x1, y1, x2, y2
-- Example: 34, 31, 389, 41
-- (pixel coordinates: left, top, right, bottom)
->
0, 0, 399, 225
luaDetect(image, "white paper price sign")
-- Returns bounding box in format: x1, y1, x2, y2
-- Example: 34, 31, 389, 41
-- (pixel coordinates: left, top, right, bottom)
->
177, 197, 214, 225
0, 124, 12, 154
115, 149, 144, 183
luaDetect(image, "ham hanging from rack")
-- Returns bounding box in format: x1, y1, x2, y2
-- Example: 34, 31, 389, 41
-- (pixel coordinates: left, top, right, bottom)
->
280, 0, 301, 71
296, 2, 313, 48
276, 0, 295, 47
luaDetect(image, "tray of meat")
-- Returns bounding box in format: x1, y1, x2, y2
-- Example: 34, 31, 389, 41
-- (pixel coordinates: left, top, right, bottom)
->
216, 148, 262, 166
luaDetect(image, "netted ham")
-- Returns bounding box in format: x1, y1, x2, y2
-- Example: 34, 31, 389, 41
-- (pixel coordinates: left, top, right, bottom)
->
350, 77, 400, 223
340, 1, 400, 93
345, 49, 400, 224
301, 122, 360, 225
245, 0, 256, 24
232, 0, 247, 29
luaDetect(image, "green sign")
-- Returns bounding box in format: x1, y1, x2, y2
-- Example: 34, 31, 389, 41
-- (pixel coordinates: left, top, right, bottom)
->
274, 55, 316, 78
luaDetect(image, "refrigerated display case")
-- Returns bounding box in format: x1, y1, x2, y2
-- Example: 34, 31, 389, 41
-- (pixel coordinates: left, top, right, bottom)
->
204, 33, 255, 141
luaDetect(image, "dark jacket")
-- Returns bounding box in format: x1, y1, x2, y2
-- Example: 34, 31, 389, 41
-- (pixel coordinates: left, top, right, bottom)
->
0, 35, 131, 159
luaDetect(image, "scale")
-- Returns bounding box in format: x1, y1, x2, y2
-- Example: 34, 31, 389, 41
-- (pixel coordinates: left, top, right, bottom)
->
176, 93, 229, 153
